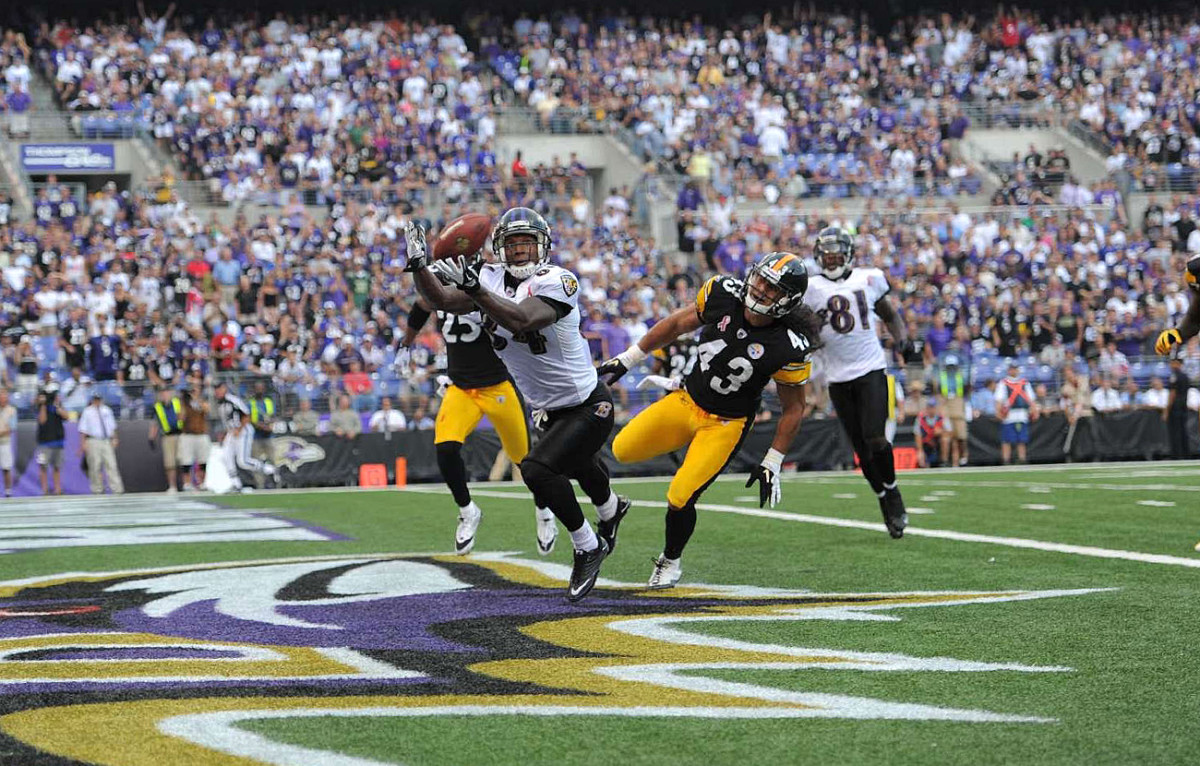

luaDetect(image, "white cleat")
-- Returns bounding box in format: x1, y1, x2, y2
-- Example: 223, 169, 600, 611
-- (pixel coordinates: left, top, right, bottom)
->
535, 513, 557, 555
455, 505, 482, 555
646, 554, 682, 590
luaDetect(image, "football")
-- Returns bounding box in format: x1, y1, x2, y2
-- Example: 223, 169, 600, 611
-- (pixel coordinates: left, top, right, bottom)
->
432, 213, 492, 260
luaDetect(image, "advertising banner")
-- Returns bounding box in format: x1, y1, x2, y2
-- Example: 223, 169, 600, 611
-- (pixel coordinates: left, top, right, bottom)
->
20, 143, 116, 172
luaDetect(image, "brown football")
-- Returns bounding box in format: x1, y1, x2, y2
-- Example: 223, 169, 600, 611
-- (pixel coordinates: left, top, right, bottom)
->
432, 213, 493, 260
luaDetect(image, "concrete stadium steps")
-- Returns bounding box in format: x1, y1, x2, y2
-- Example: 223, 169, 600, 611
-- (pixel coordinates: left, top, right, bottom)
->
26, 70, 75, 140
963, 128, 1109, 187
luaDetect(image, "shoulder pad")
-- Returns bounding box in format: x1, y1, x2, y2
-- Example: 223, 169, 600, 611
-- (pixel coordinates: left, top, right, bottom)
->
783, 304, 824, 352
696, 275, 742, 319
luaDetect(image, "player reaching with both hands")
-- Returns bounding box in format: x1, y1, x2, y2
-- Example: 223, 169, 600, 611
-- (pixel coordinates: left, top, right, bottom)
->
407, 208, 630, 602
401, 234, 556, 557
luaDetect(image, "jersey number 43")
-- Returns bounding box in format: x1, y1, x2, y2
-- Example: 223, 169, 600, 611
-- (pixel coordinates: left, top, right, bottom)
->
697, 340, 753, 394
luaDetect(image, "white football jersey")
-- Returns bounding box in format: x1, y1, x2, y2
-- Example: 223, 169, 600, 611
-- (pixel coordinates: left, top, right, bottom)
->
218, 393, 250, 430
477, 263, 597, 410
802, 268, 891, 384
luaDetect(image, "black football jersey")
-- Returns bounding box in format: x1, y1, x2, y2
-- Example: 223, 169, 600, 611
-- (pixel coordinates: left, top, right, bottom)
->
655, 336, 699, 378
437, 310, 510, 390
684, 276, 814, 419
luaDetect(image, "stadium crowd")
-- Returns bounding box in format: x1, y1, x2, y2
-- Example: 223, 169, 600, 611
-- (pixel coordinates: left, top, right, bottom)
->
0, 7, 1198, 439
13, 5, 1200, 204
30, 10, 513, 206
480, 7, 1200, 198
481, 10, 981, 199
2, 168, 1198, 428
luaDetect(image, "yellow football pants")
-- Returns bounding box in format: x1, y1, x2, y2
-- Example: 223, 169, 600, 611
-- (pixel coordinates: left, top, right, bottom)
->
435, 381, 529, 463
612, 390, 750, 508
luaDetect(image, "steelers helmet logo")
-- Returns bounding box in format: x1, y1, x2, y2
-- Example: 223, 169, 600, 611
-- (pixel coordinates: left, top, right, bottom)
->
748, 343, 765, 360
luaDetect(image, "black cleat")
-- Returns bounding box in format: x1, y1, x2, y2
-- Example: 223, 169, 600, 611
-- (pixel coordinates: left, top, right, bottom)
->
567, 538, 610, 602
597, 495, 632, 553
881, 488, 908, 539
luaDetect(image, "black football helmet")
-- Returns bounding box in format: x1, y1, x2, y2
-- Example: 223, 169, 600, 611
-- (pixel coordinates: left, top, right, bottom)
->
1187, 253, 1199, 292
492, 207, 552, 279
815, 226, 855, 281
743, 252, 809, 318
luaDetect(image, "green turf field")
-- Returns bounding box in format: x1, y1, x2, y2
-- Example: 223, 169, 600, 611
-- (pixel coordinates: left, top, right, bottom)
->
1, 462, 1198, 765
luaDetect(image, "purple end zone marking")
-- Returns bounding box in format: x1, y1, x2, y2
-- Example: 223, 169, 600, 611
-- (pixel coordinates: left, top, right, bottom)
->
33, 647, 247, 661
0, 674, 443, 696
0, 618, 110, 639
109, 588, 709, 653
247, 512, 352, 541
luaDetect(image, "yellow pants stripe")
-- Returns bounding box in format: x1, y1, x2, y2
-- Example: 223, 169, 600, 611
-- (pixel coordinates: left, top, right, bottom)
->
435, 381, 529, 463
612, 390, 750, 508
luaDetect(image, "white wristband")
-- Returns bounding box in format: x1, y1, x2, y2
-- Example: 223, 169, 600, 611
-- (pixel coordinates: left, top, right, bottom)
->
762, 448, 785, 473
616, 344, 648, 369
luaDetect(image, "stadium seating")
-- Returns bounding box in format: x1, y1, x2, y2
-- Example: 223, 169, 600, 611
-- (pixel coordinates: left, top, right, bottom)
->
2, 8, 1199, 427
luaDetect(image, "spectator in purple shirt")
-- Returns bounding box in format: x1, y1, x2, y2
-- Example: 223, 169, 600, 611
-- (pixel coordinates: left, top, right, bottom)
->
924, 314, 954, 362
712, 233, 749, 275
676, 181, 702, 212
5, 84, 32, 137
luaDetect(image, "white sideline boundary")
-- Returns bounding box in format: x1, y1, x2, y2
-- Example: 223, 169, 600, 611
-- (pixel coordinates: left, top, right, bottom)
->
98, 459, 1200, 501
402, 486, 1200, 571
1, 460, 1194, 506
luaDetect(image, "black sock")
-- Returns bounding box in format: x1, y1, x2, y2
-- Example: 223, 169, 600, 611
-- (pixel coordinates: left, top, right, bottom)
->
436, 442, 471, 507
870, 441, 897, 489
857, 452, 885, 495
522, 460, 586, 531
664, 505, 697, 559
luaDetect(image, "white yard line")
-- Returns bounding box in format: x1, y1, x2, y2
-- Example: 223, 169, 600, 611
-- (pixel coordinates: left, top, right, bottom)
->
404, 486, 1200, 571
792, 478, 1200, 493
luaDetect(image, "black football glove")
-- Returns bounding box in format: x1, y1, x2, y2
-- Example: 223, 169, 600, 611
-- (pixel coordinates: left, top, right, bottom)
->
745, 449, 783, 508
597, 357, 630, 385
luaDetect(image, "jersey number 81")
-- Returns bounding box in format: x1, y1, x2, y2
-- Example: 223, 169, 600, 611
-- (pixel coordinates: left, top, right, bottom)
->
825, 289, 870, 334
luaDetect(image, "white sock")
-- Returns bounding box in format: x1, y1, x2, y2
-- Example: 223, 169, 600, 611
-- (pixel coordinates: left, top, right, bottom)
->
596, 492, 619, 521
569, 522, 599, 552
459, 502, 481, 518
535, 507, 554, 522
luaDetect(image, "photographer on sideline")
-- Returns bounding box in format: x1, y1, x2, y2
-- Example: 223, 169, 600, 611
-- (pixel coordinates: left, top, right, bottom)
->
35, 384, 69, 495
